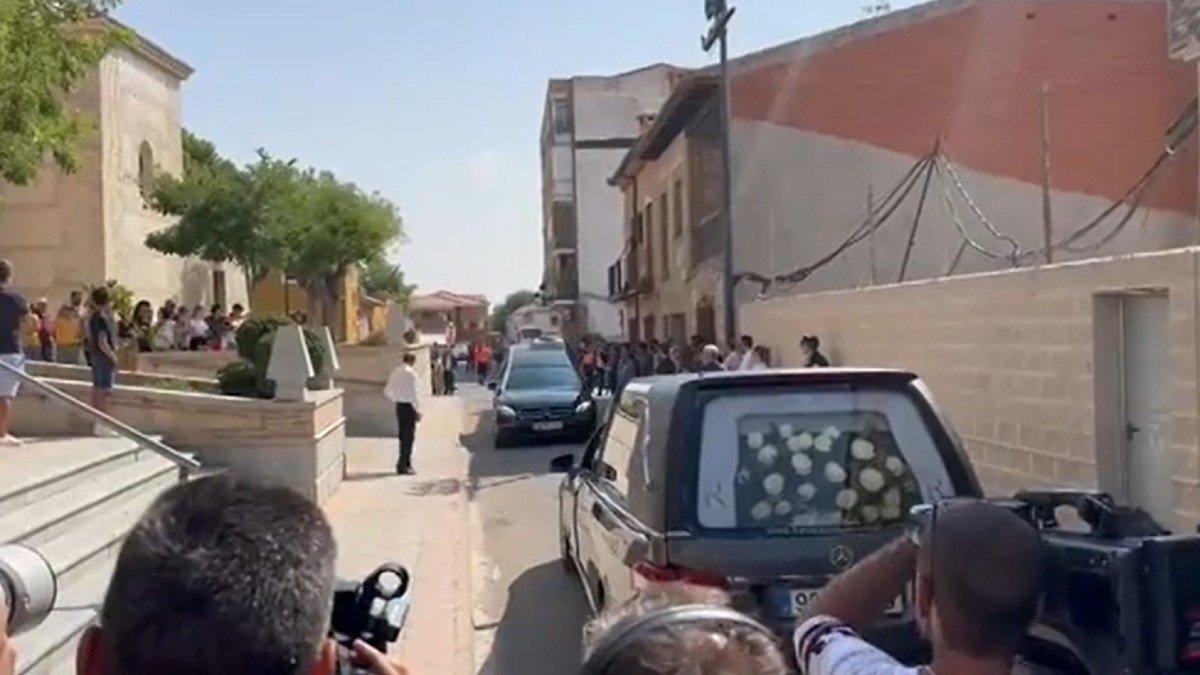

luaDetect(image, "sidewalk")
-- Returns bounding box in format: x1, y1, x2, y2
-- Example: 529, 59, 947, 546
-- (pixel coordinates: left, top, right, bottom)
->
323, 395, 473, 674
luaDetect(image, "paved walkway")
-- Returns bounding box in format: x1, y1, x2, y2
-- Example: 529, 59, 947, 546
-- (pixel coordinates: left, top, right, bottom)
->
323, 395, 473, 674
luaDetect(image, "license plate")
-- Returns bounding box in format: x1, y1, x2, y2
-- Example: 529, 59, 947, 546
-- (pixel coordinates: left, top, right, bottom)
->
532, 421, 564, 432
783, 588, 905, 619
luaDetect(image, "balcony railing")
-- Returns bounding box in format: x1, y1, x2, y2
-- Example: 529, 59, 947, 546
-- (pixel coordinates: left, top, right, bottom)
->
691, 212, 725, 268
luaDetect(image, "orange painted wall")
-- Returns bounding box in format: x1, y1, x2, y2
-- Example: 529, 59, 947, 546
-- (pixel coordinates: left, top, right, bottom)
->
732, 0, 1197, 215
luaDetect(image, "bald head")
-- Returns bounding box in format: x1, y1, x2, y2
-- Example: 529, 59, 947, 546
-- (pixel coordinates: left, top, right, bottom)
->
920, 501, 1044, 658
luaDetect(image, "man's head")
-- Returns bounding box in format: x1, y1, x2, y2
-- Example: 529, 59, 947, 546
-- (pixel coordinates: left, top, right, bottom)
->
582, 585, 788, 675
402, 352, 416, 366
800, 335, 820, 356
0, 260, 13, 285
69, 290, 83, 306
915, 501, 1044, 661
738, 335, 754, 352
78, 475, 338, 675
701, 344, 721, 364
91, 286, 110, 308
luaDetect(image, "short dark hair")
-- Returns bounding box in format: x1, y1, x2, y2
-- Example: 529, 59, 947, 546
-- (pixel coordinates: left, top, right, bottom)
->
801, 335, 820, 350
923, 502, 1044, 658
99, 475, 337, 675
0, 259, 12, 284
740, 335, 754, 348
91, 286, 110, 307
402, 352, 416, 365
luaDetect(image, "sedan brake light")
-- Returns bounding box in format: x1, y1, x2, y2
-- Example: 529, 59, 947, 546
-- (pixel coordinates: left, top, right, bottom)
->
632, 561, 728, 589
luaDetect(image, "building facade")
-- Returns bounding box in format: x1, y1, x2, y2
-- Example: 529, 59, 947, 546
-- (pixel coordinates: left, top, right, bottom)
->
539, 64, 685, 341
408, 291, 489, 344
0, 19, 250, 310
505, 303, 560, 341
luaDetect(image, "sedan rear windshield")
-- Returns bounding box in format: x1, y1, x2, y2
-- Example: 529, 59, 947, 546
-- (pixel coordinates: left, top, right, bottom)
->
505, 365, 580, 391
695, 387, 954, 533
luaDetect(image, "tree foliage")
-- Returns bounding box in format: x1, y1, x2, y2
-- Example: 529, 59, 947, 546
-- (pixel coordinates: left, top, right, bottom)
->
360, 254, 414, 306
0, 1, 127, 187
489, 290, 537, 332
144, 132, 405, 309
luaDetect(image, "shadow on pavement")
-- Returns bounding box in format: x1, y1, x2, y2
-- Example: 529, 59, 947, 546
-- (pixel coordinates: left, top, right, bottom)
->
476, 561, 589, 674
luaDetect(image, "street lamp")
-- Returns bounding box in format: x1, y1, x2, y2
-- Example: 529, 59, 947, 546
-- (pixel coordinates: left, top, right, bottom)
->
702, 0, 738, 344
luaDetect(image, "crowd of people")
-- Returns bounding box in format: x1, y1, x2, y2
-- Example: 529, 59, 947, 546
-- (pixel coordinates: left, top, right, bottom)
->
23, 292, 249, 364
575, 332, 831, 396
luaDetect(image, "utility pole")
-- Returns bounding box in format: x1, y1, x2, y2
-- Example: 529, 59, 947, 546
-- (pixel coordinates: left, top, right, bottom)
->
1040, 81, 1054, 264
703, 0, 738, 344
867, 184, 877, 285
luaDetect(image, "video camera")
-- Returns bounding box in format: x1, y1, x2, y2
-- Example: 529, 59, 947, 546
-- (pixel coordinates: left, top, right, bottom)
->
914, 490, 1200, 675
0, 544, 57, 637
329, 562, 412, 675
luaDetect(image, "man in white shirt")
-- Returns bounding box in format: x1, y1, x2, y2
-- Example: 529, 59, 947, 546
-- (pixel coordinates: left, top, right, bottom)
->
383, 352, 422, 475
793, 501, 1043, 675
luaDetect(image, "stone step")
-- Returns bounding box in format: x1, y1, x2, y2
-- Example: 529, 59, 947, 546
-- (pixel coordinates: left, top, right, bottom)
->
0, 437, 147, 514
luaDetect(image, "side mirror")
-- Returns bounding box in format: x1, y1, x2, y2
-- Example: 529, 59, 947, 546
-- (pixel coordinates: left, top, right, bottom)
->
549, 453, 575, 473
487, 381, 497, 391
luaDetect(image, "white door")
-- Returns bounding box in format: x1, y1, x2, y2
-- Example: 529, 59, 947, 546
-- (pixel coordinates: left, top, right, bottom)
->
1120, 293, 1174, 526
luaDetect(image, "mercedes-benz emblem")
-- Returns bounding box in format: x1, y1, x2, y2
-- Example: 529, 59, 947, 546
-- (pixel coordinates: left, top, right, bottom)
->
829, 545, 854, 570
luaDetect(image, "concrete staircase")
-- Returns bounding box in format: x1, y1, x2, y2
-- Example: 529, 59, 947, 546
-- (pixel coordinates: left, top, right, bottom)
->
0, 437, 193, 675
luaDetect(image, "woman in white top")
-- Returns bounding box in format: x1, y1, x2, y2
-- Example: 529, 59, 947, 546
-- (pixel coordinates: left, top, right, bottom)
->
187, 306, 209, 351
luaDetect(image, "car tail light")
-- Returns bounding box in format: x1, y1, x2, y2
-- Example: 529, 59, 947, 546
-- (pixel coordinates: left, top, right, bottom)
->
632, 561, 728, 589
1181, 608, 1200, 666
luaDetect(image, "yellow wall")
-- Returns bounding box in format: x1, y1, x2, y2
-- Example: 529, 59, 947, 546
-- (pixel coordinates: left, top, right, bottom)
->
250, 268, 364, 344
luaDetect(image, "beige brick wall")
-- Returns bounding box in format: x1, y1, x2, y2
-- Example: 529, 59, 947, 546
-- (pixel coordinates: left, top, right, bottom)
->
742, 247, 1200, 531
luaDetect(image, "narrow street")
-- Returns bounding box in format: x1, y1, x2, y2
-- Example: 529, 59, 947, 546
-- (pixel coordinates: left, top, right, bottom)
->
459, 383, 591, 674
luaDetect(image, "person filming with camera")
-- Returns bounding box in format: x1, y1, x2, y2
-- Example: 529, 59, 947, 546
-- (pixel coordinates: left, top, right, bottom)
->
795, 500, 1044, 675
1, 475, 409, 675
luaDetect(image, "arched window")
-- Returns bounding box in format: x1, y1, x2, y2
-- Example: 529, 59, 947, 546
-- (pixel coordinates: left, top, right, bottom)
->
137, 141, 155, 194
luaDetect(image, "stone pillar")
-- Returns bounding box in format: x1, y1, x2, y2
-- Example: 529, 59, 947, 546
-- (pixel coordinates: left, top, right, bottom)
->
311, 326, 341, 390
386, 302, 414, 345
267, 325, 314, 402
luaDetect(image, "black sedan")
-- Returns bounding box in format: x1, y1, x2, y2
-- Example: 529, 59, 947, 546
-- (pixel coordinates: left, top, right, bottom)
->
490, 347, 596, 447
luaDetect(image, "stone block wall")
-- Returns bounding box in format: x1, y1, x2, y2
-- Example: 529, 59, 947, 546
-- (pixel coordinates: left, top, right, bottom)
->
741, 247, 1200, 531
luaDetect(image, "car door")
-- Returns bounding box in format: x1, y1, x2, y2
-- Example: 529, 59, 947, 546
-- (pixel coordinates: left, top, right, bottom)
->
576, 392, 647, 611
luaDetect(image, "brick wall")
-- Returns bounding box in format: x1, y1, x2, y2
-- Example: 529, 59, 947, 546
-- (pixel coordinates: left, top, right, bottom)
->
742, 247, 1200, 531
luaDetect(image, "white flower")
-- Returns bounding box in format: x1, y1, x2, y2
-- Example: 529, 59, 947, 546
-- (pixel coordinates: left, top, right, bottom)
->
774, 500, 793, 516
747, 432, 765, 449
813, 434, 833, 453
824, 462, 847, 484
785, 436, 804, 452
796, 432, 815, 450
791, 453, 813, 476
883, 488, 901, 507
858, 467, 886, 493
792, 512, 819, 527
756, 444, 778, 467
736, 468, 751, 485
861, 505, 880, 523
763, 473, 785, 497
881, 505, 902, 521
885, 456, 906, 475
850, 438, 876, 461
823, 425, 842, 440
796, 483, 817, 501
778, 423, 794, 438
836, 489, 858, 510
751, 501, 773, 520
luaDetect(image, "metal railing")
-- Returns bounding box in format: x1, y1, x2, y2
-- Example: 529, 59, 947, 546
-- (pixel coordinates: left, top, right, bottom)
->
0, 358, 200, 476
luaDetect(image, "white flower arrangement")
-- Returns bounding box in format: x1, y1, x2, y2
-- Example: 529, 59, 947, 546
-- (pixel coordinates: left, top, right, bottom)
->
751, 500, 773, 521
778, 423, 794, 438
824, 462, 847, 484
788, 432, 814, 452
850, 438, 876, 461
791, 453, 813, 476
763, 473, 785, 497
823, 425, 841, 440
885, 456, 906, 475
757, 444, 779, 467
836, 489, 858, 510
813, 434, 834, 453
858, 467, 886, 493
861, 505, 880, 523
747, 432, 765, 449
881, 504, 902, 521
773, 500, 793, 516
796, 482, 817, 501
883, 488, 902, 507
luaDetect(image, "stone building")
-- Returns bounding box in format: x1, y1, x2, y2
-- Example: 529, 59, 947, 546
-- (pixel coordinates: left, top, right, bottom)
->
0, 18, 249, 309
408, 291, 489, 344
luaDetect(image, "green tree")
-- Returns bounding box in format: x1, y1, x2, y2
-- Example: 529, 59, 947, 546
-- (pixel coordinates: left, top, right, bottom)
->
360, 254, 414, 306
489, 289, 537, 332
281, 171, 403, 325
144, 134, 298, 287
0, 2, 126, 188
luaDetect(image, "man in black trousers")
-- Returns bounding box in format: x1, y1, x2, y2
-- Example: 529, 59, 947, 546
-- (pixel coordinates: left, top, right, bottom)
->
383, 352, 422, 474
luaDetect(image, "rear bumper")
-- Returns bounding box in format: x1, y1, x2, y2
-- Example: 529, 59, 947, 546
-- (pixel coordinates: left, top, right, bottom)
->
495, 413, 595, 439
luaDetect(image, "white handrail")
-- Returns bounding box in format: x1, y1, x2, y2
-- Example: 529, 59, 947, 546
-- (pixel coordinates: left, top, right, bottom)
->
0, 358, 200, 474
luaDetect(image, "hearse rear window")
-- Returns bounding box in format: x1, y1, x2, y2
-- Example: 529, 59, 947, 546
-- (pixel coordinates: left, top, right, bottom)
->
695, 388, 954, 532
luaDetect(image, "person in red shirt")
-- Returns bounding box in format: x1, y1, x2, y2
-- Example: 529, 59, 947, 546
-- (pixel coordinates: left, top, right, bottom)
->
474, 342, 493, 384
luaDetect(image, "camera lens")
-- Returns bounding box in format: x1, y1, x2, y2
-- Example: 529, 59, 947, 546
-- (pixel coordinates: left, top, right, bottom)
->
0, 543, 58, 636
